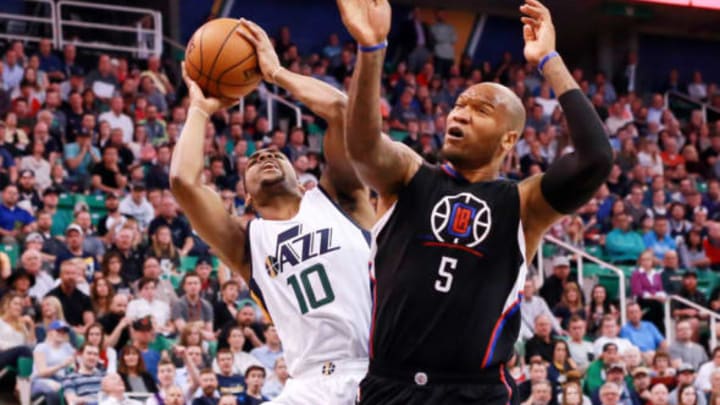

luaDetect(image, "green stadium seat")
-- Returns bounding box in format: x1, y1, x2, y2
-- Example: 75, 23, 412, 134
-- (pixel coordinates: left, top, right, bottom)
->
58, 193, 75, 209
389, 130, 407, 142
598, 274, 622, 301
86, 194, 106, 211
3, 244, 19, 269
180, 256, 198, 272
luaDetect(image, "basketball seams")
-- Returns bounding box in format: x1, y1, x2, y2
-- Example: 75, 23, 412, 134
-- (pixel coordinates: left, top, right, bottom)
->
206, 21, 244, 84
198, 26, 205, 76
215, 52, 258, 85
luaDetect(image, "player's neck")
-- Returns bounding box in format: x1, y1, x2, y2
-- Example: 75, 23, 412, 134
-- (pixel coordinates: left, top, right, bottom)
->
449, 162, 501, 183
254, 193, 302, 221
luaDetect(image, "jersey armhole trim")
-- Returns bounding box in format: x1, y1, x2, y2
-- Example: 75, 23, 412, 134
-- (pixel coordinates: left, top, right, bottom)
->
316, 184, 371, 245
246, 218, 254, 280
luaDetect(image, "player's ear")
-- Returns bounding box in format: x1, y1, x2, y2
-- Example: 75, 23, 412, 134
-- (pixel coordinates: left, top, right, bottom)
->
501, 130, 519, 154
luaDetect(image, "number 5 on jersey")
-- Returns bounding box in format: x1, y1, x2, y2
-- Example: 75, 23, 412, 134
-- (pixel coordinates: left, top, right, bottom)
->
435, 256, 458, 293
287, 264, 335, 314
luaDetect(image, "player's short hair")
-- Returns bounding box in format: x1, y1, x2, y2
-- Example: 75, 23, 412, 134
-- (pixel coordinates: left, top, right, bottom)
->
245, 365, 266, 379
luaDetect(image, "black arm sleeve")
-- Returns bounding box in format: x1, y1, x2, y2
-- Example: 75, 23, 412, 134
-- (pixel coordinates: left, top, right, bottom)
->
540, 89, 613, 214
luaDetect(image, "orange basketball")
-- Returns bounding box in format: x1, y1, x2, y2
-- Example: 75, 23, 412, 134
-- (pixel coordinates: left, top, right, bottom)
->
185, 18, 262, 99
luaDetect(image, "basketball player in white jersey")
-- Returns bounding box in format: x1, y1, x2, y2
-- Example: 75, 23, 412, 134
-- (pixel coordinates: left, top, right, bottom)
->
171, 19, 375, 405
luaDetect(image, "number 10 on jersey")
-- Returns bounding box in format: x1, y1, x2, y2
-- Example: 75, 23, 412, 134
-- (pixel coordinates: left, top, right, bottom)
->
287, 264, 336, 314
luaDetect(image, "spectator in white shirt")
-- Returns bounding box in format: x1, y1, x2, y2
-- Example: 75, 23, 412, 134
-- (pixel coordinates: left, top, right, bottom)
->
212, 326, 262, 376
126, 277, 172, 334
567, 315, 595, 372
119, 182, 154, 230
696, 347, 720, 393
593, 315, 636, 357
98, 96, 134, 144
687, 71, 708, 100
520, 279, 564, 340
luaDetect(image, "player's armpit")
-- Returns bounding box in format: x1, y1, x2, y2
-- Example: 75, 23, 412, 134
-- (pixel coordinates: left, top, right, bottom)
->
170, 181, 250, 281
518, 174, 563, 260
350, 134, 423, 203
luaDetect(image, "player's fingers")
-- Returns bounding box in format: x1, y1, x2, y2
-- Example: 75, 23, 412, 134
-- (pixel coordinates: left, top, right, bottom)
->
521, 17, 539, 27
519, 4, 543, 20
526, 0, 550, 13
238, 19, 260, 41
523, 24, 535, 41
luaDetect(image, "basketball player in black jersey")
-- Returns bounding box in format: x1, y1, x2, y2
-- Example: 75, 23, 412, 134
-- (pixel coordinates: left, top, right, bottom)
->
338, 0, 613, 404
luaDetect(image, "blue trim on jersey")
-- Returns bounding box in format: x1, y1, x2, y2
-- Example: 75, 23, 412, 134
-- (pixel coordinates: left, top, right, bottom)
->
316, 185, 371, 245
441, 163, 469, 183
482, 294, 523, 368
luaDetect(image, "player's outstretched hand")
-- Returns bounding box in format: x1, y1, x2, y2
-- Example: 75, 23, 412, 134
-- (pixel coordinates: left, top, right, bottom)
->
336, 0, 391, 47
237, 19, 282, 84
181, 61, 238, 115
520, 0, 557, 65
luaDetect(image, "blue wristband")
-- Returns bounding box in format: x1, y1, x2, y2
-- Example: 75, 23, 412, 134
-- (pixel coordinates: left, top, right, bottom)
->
538, 51, 560, 74
359, 40, 388, 53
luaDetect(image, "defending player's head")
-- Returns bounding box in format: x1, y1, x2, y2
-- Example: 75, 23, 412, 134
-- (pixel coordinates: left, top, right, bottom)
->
443, 82, 526, 171
244, 147, 301, 206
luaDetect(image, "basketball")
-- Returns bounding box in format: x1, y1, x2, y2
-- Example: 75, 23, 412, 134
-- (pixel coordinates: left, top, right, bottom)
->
184, 18, 262, 99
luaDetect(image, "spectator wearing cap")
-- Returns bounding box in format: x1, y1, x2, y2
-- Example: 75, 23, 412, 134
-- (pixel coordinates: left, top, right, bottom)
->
92, 145, 128, 195
619, 302, 666, 357
672, 270, 708, 330
99, 96, 134, 145
130, 316, 161, 378
126, 277, 172, 335
53, 223, 99, 280
585, 342, 620, 395
644, 217, 677, 261
631, 367, 653, 405
30, 319, 76, 405
172, 272, 214, 341
48, 259, 93, 331
593, 315, 636, 357
148, 196, 194, 256
0, 184, 35, 242
521, 279, 564, 340
606, 212, 646, 264
668, 319, 709, 370
145, 144, 172, 190
96, 192, 128, 245
591, 362, 633, 405
64, 129, 101, 191
119, 182, 154, 230
17, 169, 42, 211
22, 248, 54, 300
194, 256, 219, 303
74, 210, 106, 261
39, 187, 71, 237
669, 364, 706, 405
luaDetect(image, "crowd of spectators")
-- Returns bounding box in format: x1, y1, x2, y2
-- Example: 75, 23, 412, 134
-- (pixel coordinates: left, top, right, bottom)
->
0, 6, 719, 405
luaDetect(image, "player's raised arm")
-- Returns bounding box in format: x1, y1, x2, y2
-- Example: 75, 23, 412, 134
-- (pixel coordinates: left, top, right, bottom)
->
517, 0, 613, 258
170, 64, 250, 280
238, 19, 374, 229
337, 0, 422, 205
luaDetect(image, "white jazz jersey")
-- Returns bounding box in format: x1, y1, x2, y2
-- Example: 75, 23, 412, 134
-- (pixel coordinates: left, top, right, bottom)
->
247, 187, 371, 377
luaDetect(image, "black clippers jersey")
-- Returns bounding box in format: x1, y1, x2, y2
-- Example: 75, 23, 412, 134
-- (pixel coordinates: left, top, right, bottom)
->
369, 163, 527, 372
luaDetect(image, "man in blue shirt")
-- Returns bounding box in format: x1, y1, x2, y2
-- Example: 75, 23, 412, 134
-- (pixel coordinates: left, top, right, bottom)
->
236, 365, 269, 405
215, 348, 245, 397
64, 131, 101, 191
0, 184, 35, 242
63, 343, 105, 405
619, 302, 666, 354
643, 216, 677, 260
250, 325, 283, 370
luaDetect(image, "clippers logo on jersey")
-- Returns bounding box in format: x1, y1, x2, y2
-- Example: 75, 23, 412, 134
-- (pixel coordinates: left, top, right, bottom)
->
265, 224, 340, 277
430, 193, 492, 248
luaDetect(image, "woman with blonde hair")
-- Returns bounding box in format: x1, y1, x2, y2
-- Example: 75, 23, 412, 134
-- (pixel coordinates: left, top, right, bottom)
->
560, 380, 591, 405
35, 296, 70, 344
0, 292, 34, 405
553, 282, 586, 329
145, 224, 180, 274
